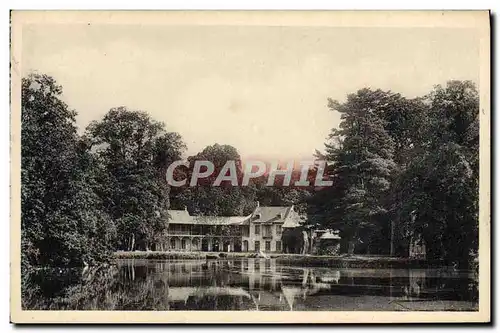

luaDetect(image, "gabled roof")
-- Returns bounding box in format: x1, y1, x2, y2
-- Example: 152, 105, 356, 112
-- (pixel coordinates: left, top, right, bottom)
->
167, 209, 193, 223
250, 205, 304, 228
282, 208, 303, 228
251, 206, 290, 223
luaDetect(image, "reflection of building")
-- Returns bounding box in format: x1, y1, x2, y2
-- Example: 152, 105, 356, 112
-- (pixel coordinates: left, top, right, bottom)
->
162, 203, 303, 253
117, 259, 339, 311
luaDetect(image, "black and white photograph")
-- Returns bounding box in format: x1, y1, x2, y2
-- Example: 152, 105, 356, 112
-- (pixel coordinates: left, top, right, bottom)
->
9, 10, 490, 323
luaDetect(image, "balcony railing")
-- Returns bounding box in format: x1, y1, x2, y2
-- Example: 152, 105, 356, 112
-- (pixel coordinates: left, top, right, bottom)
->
167, 229, 193, 235
166, 230, 242, 237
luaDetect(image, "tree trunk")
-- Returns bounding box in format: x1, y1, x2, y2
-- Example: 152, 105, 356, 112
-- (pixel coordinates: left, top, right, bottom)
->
348, 240, 356, 255
301, 231, 308, 255
130, 234, 135, 251
390, 216, 395, 256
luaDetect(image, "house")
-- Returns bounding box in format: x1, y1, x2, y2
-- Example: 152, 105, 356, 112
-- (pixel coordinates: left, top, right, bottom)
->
162, 202, 303, 253
311, 229, 341, 255
243, 204, 303, 253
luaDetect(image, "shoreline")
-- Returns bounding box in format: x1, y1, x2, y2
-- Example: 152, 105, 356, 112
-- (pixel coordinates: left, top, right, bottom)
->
114, 251, 448, 269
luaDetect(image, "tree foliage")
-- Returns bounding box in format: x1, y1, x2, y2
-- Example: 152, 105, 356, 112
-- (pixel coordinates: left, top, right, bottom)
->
317, 89, 397, 253
398, 81, 479, 265
21, 73, 115, 268
312, 81, 479, 265
171, 144, 257, 216
85, 107, 186, 251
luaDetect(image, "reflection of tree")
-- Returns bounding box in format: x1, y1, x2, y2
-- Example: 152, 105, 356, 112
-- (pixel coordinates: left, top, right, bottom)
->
22, 264, 174, 310
22, 266, 121, 310
22, 260, 261, 310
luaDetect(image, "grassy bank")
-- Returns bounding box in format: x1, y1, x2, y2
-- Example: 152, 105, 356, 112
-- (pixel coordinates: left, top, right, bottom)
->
114, 251, 444, 268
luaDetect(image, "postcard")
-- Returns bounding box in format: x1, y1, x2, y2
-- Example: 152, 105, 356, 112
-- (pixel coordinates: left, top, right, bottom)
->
10, 10, 490, 323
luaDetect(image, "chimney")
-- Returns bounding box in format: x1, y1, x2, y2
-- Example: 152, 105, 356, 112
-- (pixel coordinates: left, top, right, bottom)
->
184, 206, 188, 212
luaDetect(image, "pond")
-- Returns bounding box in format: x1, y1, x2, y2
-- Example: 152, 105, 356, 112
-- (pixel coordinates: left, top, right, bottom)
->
22, 258, 479, 311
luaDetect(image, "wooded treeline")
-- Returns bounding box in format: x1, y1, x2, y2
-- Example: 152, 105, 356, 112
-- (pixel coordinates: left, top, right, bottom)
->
21, 73, 479, 271
309, 83, 479, 266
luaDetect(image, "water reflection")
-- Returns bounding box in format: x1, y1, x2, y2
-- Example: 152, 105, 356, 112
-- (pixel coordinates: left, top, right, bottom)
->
22, 259, 478, 311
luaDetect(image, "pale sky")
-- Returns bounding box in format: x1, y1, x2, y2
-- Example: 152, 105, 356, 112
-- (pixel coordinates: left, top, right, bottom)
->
22, 25, 479, 160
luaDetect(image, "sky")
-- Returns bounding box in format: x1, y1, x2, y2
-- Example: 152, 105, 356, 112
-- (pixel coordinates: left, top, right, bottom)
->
21, 24, 480, 161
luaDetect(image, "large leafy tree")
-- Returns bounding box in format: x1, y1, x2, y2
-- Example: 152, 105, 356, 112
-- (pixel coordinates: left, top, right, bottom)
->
171, 144, 257, 216
85, 107, 186, 251
21, 73, 114, 268
399, 81, 479, 265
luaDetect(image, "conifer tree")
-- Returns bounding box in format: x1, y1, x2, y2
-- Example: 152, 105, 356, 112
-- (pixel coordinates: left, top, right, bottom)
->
323, 89, 397, 254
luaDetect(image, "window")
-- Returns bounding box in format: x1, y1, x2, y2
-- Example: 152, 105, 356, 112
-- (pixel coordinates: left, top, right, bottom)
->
181, 239, 187, 250
242, 226, 249, 237
276, 241, 282, 252
255, 225, 260, 235
276, 225, 282, 235
265, 241, 271, 251
263, 225, 272, 237
255, 241, 260, 252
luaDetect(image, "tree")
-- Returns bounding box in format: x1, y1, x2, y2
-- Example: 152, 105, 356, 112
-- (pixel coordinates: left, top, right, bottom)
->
282, 227, 306, 254
21, 73, 114, 268
171, 144, 257, 216
85, 107, 186, 251
375, 95, 429, 255
399, 81, 479, 266
318, 89, 397, 254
